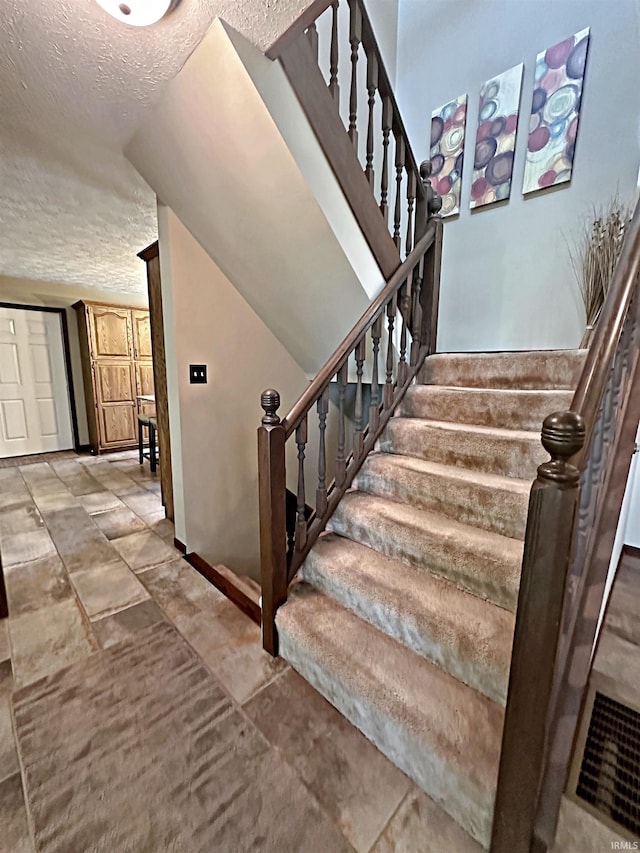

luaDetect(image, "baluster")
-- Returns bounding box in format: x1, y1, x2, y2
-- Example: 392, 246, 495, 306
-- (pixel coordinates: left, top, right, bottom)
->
354, 337, 366, 460
398, 280, 410, 385
406, 169, 416, 257
348, 1, 362, 149
380, 96, 392, 224
384, 294, 397, 407
306, 22, 319, 62
329, 2, 340, 104
316, 389, 329, 517
369, 314, 382, 432
295, 416, 307, 552
365, 53, 378, 185
410, 259, 424, 366
336, 362, 348, 487
393, 136, 405, 250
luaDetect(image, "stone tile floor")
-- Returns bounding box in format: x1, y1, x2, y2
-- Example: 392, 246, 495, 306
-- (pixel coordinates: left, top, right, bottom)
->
0, 449, 477, 853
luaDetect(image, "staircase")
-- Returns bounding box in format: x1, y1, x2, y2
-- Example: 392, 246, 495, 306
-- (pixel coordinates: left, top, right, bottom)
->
276, 350, 585, 848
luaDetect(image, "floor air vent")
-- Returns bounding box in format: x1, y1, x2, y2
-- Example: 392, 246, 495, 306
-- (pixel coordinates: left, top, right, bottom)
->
576, 691, 640, 836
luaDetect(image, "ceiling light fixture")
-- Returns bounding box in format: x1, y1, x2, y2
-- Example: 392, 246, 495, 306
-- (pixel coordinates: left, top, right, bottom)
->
94, 0, 178, 27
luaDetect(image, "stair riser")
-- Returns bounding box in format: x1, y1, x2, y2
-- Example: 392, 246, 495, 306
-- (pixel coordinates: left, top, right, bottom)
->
356, 462, 529, 540
330, 503, 521, 611
278, 627, 496, 848
418, 351, 585, 390
303, 551, 512, 705
381, 420, 546, 480
400, 388, 573, 431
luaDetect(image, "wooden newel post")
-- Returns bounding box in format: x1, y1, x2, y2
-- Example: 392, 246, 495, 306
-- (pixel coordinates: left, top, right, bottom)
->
258, 389, 288, 657
420, 213, 443, 355
491, 411, 585, 853
415, 159, 443, 243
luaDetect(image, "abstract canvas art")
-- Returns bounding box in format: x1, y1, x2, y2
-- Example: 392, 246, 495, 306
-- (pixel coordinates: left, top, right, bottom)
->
430, 94, 468, 217
523, 28, 590, 194
470, 64, 524, 209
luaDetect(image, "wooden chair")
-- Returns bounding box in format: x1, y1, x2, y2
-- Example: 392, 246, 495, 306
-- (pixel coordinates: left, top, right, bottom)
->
137, 414, 158, 473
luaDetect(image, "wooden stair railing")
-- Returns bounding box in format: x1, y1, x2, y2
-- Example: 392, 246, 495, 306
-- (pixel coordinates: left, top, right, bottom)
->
492, 198, 640, 853
267, 0, 441, 280
258, 216, 443, 655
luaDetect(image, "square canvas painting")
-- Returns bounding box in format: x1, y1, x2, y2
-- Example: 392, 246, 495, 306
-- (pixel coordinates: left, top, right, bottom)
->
523, 28, 590, 194
430, 94, 467, 216
470, 64, 524, 209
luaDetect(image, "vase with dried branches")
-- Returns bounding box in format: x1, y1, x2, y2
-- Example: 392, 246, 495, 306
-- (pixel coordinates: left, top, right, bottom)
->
569, 197, 632, 348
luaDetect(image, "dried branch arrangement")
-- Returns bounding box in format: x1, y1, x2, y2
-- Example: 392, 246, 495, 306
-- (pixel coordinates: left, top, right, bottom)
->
569, 197, 632, 347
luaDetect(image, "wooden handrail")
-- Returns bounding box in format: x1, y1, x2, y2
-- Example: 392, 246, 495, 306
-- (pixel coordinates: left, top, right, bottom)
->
268, 0, 439, 275
259, 217, 443, 655
492, 197, 640, 853
266, 0, 334, 61
571, 199, 640, 443
283, 219, 436, 436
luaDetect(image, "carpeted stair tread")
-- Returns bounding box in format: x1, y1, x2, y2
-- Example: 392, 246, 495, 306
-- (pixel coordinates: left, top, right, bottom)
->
381, 417, 546, 480
329, 492, 523, 611
277, 584, 503, 848
400, 385, 573, 431
303, 534, 514, 704
355, 453, 530, 540
419, 350, 586, 390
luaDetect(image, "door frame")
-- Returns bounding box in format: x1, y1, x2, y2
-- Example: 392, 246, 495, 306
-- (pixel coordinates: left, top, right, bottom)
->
0, 302, 80, 452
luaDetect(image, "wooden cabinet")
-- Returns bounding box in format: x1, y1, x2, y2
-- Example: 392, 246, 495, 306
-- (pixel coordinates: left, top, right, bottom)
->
74, 301, 154, 453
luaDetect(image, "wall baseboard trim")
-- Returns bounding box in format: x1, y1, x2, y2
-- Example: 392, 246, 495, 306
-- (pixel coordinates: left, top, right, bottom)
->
174, 538, 187, 554
184, 552, 261, 626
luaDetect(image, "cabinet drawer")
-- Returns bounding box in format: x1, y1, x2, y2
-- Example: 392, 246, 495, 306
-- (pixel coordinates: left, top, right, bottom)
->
98, 403, 137, 447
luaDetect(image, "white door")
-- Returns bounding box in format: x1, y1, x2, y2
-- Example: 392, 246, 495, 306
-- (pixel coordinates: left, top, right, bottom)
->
0, 307, 74, 457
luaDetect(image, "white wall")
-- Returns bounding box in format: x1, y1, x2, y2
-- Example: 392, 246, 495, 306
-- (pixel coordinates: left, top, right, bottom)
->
158, 207, 314, 582
367, 0, 399, 85
396, 0, 640, 352
0, 275, 148, 446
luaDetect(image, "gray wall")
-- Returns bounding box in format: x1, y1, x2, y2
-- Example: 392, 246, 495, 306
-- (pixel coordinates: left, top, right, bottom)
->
396, 0, 640, 352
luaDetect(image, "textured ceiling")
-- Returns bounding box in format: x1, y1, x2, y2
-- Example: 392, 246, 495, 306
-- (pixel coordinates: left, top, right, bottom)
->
0, 0, 307, 295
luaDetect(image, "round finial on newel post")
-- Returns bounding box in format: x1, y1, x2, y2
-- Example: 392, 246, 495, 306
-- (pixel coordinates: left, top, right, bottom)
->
538, 411, 586, 485
261, 389, 281, 426
420, 159, 442, 218
419, 160, 433, 180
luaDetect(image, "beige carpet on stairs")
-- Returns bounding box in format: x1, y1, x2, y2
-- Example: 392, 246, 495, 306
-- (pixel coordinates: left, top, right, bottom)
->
277, 349, 587, 850
11, 622, 351, 853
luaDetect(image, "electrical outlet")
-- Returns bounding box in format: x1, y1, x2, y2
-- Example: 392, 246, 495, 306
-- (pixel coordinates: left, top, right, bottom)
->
189, 364, 207, 384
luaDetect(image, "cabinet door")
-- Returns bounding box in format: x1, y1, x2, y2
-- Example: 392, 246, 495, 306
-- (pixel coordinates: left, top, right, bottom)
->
132, 311, 153, 360
89, 306, 132, 359
135, 362, 155, 398
98, 403, 137, 447
95, 362, 136, 404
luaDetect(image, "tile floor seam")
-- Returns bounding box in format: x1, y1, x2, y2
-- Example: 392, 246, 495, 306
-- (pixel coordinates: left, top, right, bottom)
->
7, 701, 37, 853
365, 788, 409, 853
